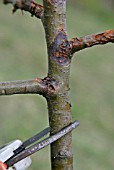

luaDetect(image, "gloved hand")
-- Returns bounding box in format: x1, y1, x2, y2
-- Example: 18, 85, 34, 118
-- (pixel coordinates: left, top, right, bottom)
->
0, 162, 7, 170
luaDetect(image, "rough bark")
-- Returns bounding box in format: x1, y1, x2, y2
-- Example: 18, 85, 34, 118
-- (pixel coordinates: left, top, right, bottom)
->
70, 30, 114, 54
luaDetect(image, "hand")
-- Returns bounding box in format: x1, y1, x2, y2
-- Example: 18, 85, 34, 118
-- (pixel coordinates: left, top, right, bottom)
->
0, 162, 7, 170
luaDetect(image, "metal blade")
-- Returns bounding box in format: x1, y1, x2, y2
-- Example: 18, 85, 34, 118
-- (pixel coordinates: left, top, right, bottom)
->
5, 120, 80, 168
13, 127, 50, 155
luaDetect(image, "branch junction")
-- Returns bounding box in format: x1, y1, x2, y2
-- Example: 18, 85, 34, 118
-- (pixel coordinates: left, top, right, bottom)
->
0, 78, 57, 96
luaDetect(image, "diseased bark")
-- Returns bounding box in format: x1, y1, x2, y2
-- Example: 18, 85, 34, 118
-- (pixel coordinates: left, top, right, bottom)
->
2, 0, 114, 170
70, 30, 114, 54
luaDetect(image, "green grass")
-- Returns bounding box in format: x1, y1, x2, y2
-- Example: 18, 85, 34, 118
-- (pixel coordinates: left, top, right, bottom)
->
0, 2, 114, 170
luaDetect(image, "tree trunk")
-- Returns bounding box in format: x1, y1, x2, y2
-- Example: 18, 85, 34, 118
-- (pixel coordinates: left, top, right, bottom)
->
43, 0, 73, 169
2, 1, 114, 170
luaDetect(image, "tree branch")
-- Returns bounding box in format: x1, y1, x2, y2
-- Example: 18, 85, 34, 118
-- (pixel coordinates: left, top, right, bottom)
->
69, 30, 114, 54
3, 0, 44, 19
0, 78, 55, 96
6, 120, 80, 167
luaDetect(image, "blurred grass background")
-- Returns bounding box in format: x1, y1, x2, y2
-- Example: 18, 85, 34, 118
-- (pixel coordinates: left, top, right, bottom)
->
0, 0, 114, 169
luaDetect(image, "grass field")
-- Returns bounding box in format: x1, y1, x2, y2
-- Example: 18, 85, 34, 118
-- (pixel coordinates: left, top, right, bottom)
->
0, 1, 114, 170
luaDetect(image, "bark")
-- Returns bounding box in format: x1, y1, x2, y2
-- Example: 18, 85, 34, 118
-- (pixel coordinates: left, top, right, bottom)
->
2, 0, 114, 170
70, 30, 114, 54
0, 79, 46, 95
43, 1, 73, 169
3, 0, 74, 169
3, 0, 44, 18
0, 77, 59, 96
